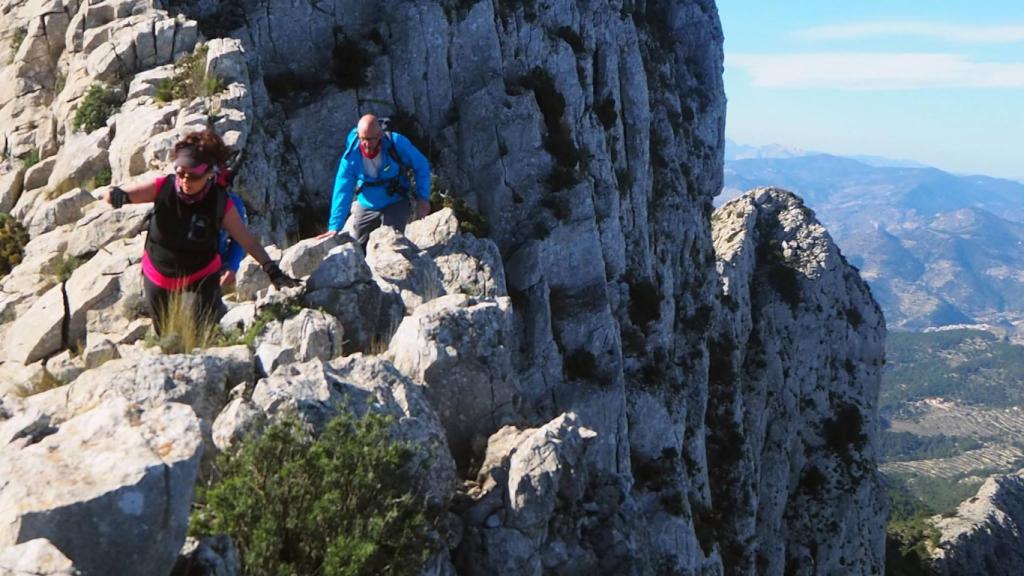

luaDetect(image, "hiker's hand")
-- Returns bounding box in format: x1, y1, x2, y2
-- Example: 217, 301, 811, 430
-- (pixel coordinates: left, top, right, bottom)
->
262, 261, 301, 289
106, 186, 129, 209
219, 270, 236, 287
415, 199, 431, 220
316, 230, 338, 240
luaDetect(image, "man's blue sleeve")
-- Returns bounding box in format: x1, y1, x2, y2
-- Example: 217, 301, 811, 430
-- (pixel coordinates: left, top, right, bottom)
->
394, 133, 431, 201
222, 194, 247, 272
329, 155, 358, 231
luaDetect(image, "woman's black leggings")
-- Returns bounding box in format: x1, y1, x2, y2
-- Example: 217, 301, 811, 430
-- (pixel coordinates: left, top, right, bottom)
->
143, 273, 223, 335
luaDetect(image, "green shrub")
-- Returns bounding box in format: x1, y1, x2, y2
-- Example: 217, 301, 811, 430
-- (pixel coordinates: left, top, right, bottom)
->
22, 149, 39, 168
190, 412, 439, 576
91, 166, 112, 188
73, 85, 118, 133
0, 214, 29, 278
429, 177, 489, 238
52, 254, 83, 283
155, 45, 224, 103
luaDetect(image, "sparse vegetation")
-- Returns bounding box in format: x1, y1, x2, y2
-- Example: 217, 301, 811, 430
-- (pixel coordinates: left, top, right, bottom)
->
0, 213, 29, 278
13, 367, 64, 398
52, 255, 83, 283
21, 149, 39, 168
190, 412, 440, 576
72, 85, 119, 133
149, 290, 225, 354
155, 45, 223, 103
90, 166, 112, 188
54, 71, 66, 94
8, 27, 25, 63
885, 476, 940, 575
429, 178, 489, 238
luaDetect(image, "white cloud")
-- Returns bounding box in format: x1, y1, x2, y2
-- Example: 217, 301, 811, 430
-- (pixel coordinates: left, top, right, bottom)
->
728, 53, 1024, 90
799, 21, 1024, 44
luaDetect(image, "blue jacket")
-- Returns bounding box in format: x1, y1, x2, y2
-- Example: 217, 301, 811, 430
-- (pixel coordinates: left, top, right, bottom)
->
219, 192, 247, 273
328, 128, 431, 232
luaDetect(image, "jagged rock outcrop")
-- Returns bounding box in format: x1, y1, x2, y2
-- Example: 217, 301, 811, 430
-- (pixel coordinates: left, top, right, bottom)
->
0, 397, 202, 576
710, 188, 888, 575
931, 470, 1024, 575
0, 1, 892, 574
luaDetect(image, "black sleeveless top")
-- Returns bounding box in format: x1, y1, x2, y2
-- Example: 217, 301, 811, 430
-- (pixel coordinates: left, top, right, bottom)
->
144, 175, 226, 278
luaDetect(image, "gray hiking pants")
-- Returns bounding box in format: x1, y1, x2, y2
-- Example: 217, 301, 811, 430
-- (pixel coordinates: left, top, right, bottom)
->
350, 198, 411, 248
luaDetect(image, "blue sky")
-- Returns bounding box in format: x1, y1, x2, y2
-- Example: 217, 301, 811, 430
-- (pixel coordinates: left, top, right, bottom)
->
718, 1, 1024, 180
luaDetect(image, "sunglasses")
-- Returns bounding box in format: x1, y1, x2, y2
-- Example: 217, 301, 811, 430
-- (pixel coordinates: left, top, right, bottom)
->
176, 169, 210, 182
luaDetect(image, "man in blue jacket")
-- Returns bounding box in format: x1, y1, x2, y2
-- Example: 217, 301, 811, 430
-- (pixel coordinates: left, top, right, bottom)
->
322, 114, 431, 247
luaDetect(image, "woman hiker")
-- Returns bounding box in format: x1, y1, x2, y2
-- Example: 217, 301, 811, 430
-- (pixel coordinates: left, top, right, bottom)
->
103, 129, 299, 333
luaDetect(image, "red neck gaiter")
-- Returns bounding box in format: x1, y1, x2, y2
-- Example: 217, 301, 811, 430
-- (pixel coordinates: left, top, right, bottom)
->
360, 140, 381, 159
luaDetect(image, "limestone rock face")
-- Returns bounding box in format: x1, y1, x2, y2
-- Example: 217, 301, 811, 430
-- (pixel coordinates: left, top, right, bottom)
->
459, 413, 597, 576
710, 187, 888, 576
388, 293, 518, 466
0, 398, 202, 576
931, 471, 1024, 575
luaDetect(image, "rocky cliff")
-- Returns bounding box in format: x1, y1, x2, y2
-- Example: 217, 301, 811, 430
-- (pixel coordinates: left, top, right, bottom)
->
0, 1, 887, 574
931, 470, 1024, 575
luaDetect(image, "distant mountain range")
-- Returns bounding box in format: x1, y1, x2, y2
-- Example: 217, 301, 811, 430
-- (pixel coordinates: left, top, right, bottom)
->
722, 144, 1024, 330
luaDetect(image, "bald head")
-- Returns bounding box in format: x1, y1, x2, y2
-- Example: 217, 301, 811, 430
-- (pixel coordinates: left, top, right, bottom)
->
357, 114, 383, 157
357, 114, 382, 138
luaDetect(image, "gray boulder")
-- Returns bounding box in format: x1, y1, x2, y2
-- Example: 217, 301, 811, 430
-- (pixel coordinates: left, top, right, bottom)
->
405, 208, 507, 299
27, 187, 96, 237
459, 413, 597, 576
388, 293, 519, 466
252, 308, 344, 375
0, 398, 202, 576
0, 538, 77, 576
0, 160, 26, 213
304, 244, 400, 353
366, 225, 446, 313
249, 356, 456, 504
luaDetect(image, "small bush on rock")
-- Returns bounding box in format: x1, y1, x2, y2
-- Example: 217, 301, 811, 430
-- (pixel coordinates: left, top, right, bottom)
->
72, 84, 118, 133
429, 177, 489, 238
190, 412, 439, 576
0, 213, 29, 278
155, 45, 224, 103
21, 149, 39, 168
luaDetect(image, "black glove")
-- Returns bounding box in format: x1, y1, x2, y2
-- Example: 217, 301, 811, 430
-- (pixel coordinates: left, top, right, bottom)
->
262, 261, 301, 289
109, 186, 128, 209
